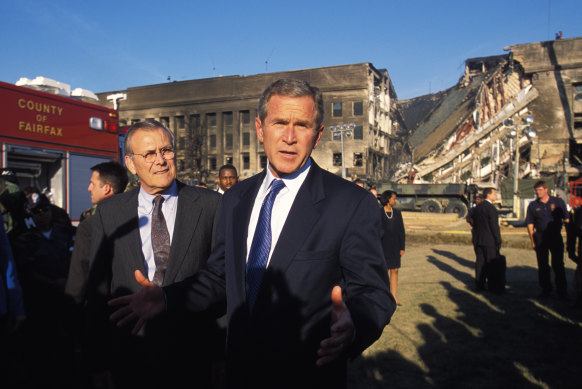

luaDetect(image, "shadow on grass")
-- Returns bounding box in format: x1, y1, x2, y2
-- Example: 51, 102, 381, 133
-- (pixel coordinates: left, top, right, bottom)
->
432, 248, 474, 270
348, 249, 582, 388
426, 254, 474, 286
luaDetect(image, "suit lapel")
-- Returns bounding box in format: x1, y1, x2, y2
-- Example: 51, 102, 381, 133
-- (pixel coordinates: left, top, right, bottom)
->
233, 172, 265, 300
116, 190, 145, 274
165, 182, 202, 283
268, 163, 324, 275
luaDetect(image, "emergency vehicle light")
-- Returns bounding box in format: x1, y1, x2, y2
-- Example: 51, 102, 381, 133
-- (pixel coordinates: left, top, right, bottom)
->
89, 117, 104, 131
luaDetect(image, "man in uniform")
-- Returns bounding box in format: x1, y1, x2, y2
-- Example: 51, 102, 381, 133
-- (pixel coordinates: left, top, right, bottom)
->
525, 180, 569, 299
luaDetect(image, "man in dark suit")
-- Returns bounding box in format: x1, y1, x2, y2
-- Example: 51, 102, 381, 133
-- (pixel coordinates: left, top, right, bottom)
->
85, 120, 222, 388
65, 161, 129, 304
110, 79, 395, 388
472, 187, 502, 291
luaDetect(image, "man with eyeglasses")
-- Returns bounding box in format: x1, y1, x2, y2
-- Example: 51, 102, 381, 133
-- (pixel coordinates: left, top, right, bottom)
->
85, 120, 223, 389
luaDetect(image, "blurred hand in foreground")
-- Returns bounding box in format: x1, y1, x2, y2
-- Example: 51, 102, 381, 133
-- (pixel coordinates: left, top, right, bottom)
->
316, 285, 354, 366
108, 270, 165, 335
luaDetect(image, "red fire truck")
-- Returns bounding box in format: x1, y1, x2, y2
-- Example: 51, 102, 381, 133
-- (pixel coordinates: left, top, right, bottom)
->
0, 80, 120, 223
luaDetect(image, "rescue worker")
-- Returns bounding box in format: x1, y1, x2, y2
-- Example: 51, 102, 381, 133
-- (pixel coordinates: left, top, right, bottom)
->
525, 180, 569, 299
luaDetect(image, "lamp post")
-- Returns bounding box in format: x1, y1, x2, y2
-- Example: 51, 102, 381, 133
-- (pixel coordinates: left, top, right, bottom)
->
504, 115, 536, 219
330, 122, 355, 179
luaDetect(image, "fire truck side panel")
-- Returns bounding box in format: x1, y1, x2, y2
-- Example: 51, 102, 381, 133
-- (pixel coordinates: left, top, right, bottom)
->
1, 81, 119, 223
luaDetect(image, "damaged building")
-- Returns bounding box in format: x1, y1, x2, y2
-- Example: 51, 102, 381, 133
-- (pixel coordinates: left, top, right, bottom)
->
97, 63, 408, 186
397, 36, 582, 203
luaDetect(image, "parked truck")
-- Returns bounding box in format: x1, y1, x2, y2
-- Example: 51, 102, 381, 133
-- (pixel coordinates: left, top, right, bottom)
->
375, 182, 478, 218
0, 79, 121, 224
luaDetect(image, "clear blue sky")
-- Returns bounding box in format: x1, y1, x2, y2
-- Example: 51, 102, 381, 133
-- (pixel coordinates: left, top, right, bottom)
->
2, 0, 581, 100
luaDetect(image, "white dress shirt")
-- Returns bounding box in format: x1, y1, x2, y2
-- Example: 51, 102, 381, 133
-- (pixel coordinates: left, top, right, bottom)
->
137, 181, 178, 281
245, 159, 312, 267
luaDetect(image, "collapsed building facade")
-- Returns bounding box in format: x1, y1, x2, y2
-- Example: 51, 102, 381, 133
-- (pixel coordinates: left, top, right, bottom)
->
97, 63, 408, 186
396, 36, 582, 200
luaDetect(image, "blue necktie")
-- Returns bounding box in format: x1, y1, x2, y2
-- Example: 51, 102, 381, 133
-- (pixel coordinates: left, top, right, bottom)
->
246, 179, 286, 309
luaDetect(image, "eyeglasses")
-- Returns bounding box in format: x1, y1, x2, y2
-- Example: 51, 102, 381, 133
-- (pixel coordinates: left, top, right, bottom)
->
131, 148, 175, 163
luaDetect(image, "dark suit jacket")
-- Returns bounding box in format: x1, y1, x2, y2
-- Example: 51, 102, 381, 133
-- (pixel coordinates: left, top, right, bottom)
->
65, 214, 95, 304
166, 162, 395, 388
85, 181, 222, 388
472, 200, 502, 249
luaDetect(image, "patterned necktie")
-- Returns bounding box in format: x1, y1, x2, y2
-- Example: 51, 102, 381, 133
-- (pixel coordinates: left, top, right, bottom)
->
246, 179, 286, 310
151, 195, 170, 286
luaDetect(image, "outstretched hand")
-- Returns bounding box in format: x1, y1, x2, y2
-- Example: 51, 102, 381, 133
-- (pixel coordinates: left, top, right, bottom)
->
316, 285, 354, 366
108, 270, 165, 335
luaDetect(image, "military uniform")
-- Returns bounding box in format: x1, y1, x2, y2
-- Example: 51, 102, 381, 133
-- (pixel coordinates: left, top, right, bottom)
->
525, 196, 569, 297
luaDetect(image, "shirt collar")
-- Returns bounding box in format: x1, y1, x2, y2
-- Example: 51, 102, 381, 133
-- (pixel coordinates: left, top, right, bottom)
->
263, 158, 312, 194
138, 180, 178, 211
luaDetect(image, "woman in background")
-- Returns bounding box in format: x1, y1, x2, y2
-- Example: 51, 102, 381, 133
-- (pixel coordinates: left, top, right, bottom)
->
380, 190, 405, 306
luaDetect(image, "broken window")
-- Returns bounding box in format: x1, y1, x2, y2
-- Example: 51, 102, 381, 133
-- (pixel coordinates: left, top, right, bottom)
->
333, 153, 342, 166
207, 113, 217, 127
260, 155, 267, 169
209, 157, 217, 171
176, 116, 185, 129
333, 102, 342, 117
189, 114, 200, 128
353, 125, 363, 140
223, 112, 233, 126
240, 110, 250, 124
242, 154, 250, 170
353, 153, 363, 166
353, 101, 363, 116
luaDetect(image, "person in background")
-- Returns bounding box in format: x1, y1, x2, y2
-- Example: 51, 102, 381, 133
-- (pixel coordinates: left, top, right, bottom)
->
0, 220, 26, 333
526, 180, 569, 299
1, 169, 27, 240
566, 207, 582, 308
22, 186, 73, 236
380, 190, 405, 306
369, 187, 379, 202
471, 188, 502, 292
0, 220, 26, 389
11, 193, 75, 388
217, 164, 239, 194
65, 161, 129, 304
354, 178, 364, 188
